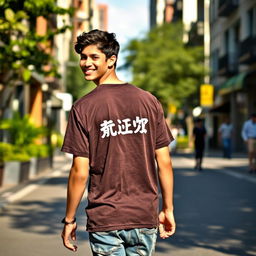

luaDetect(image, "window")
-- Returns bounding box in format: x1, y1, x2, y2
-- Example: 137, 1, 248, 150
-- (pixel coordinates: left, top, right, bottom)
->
247, 8, 253, 37
210, 0, 218, 23
224, 30, 229, 54
211, 49, 219, 76
245, 7, 256, 38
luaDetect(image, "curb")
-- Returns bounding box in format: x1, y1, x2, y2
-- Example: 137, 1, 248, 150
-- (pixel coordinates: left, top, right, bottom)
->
0, 154, 72, 212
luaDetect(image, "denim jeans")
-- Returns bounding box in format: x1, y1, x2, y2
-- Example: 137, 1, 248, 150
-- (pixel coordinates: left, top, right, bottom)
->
222, 138, 231, 158
89, 228, 158, 256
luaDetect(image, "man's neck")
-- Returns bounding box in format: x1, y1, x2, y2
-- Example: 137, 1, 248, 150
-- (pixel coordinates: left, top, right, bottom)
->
95, 70, 124, 86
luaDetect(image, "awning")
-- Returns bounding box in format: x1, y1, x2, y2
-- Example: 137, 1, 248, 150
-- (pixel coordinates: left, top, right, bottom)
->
210, 102, 230, 113
218, 72, 247, 95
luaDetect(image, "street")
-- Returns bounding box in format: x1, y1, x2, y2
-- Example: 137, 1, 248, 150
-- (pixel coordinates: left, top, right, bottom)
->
0, 153, 256, 256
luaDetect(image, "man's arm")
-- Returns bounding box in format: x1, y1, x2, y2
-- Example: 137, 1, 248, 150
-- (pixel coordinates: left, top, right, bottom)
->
241, 121, 248, 142
155, 146, 176, 239
61, 156, 89, 252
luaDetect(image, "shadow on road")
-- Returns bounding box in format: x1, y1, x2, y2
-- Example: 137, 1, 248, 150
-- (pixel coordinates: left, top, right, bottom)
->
0, 175, 89, 242
156, 166, 256, 256
1, 160, 255, 256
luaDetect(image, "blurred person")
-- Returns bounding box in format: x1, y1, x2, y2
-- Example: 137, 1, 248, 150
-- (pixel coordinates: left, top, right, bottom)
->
218, 118, 233, 159
193, 118, 207, 171
241, 113, 256, 173
177, 125, 185, 137
169, 125, 178, 152
60, 29, 176, 255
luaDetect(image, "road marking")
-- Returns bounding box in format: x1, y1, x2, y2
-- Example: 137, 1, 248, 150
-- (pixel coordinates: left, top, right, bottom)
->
7, 184, 38, 202
5, 168, 66, 204
213, 169, 256, 184
173, 157, 256, 184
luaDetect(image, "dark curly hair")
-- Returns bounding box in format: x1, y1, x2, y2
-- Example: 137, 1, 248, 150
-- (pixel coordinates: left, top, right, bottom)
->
75, 29, 120, 66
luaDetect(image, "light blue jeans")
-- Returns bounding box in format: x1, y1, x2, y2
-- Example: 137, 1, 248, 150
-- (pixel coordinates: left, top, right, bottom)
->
89, 228, 158, 256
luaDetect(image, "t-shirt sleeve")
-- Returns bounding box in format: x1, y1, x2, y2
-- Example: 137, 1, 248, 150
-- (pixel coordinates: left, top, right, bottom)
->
155, 100, 174, 149
61, 106, 89, 157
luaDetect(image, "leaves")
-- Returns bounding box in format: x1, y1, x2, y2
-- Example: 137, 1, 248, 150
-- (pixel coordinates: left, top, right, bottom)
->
124, 23, 206, 111
22, 69, 31, 81
0, 112, 47, 146
0, 0, 72, 86
5, 8, 15, 22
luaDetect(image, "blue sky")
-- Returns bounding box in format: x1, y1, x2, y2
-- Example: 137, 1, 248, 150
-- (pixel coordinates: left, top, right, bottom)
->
96, 0, 149, 81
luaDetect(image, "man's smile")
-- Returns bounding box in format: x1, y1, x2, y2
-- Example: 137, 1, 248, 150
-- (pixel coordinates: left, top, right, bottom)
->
84, 68, 96, 75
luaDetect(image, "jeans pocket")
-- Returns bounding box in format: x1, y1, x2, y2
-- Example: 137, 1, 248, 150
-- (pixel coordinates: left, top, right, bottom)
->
136, 228, 157, 256
89, 231, 121, 256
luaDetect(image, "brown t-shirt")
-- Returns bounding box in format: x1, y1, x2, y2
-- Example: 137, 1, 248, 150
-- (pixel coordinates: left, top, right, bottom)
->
61, 83, 173, 232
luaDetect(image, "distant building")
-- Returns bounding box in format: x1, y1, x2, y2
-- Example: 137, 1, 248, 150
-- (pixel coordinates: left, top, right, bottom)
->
150, 0, 182, 28
72, 0, 95, 40
183, 0, 204, 46
95, 4, 108, 31
150, 0, 204, 46
209, 0, 256, 151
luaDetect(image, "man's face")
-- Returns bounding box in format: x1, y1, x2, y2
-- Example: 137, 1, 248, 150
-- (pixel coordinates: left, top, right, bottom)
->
79, 44, 115, 84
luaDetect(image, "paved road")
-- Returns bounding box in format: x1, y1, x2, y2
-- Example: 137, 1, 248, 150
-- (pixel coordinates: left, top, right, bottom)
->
0, 154, 256, 256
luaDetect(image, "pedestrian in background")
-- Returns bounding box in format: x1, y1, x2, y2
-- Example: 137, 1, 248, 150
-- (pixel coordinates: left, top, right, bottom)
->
60, 29, 176, 255
241, 113, 256, 173
193, 118, 207, 171
218, 117, 233, 159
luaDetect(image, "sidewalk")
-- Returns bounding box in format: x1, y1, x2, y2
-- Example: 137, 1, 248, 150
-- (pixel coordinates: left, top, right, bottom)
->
0, 153, 72, 211
172, 150, 256, 183
0, 150, 255, 211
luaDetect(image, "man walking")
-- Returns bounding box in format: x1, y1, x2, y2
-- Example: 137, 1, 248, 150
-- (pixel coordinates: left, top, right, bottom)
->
60, 30, 176, 255
242, 113, 256, 173
193, 118, 207, 171
218, 118, 233, 159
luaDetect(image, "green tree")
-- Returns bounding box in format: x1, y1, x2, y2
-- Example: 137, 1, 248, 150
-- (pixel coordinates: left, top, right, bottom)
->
124, 23, 206, 112
66, 48, 95, 102
0, 0, 73, 116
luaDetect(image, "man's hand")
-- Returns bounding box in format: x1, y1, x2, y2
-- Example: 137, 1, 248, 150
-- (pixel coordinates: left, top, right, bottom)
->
158, 210, 176, 239
61, 223, 77, 252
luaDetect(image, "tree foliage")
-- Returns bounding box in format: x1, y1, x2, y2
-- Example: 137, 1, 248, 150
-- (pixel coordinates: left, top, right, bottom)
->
0, 0, 72, 84
124, 23, 206, 111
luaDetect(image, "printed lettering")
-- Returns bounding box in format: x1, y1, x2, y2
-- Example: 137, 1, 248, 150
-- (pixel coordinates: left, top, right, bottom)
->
133, 116, 148, 134
100, 120, 117, 138
100, 117, 149, 138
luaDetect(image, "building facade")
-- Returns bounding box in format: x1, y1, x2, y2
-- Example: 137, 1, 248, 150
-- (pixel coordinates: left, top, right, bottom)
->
209, 0, 256, 150
150, 0, 183, 28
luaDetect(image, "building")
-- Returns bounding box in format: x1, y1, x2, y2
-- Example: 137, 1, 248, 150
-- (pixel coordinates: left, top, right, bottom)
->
209, 0, 256, 151
150, 0, 182, 28
95, 4, 108, 31
72, 0, 95, 40
72, 0, 108, 40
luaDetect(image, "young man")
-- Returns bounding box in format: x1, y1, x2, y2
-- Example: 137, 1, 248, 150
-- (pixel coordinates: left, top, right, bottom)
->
218, 118, 233, 159
242, 113, 256, 173
193, 118, 206, 171
61, 29, 176, 255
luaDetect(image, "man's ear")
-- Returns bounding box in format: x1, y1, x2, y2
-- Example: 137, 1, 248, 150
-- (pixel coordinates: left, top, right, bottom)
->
108, 55, 117, 68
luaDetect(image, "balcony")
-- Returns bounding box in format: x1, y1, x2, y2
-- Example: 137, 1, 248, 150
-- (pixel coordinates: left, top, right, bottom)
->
239, 36, 256, 64
218, 52, 239, 76
218, 0, 239, 17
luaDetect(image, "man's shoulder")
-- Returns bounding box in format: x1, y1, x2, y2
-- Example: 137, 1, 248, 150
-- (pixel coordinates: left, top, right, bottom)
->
129, 83, 155, 97
72, 87, 98, 108
244, 119, 252, 126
